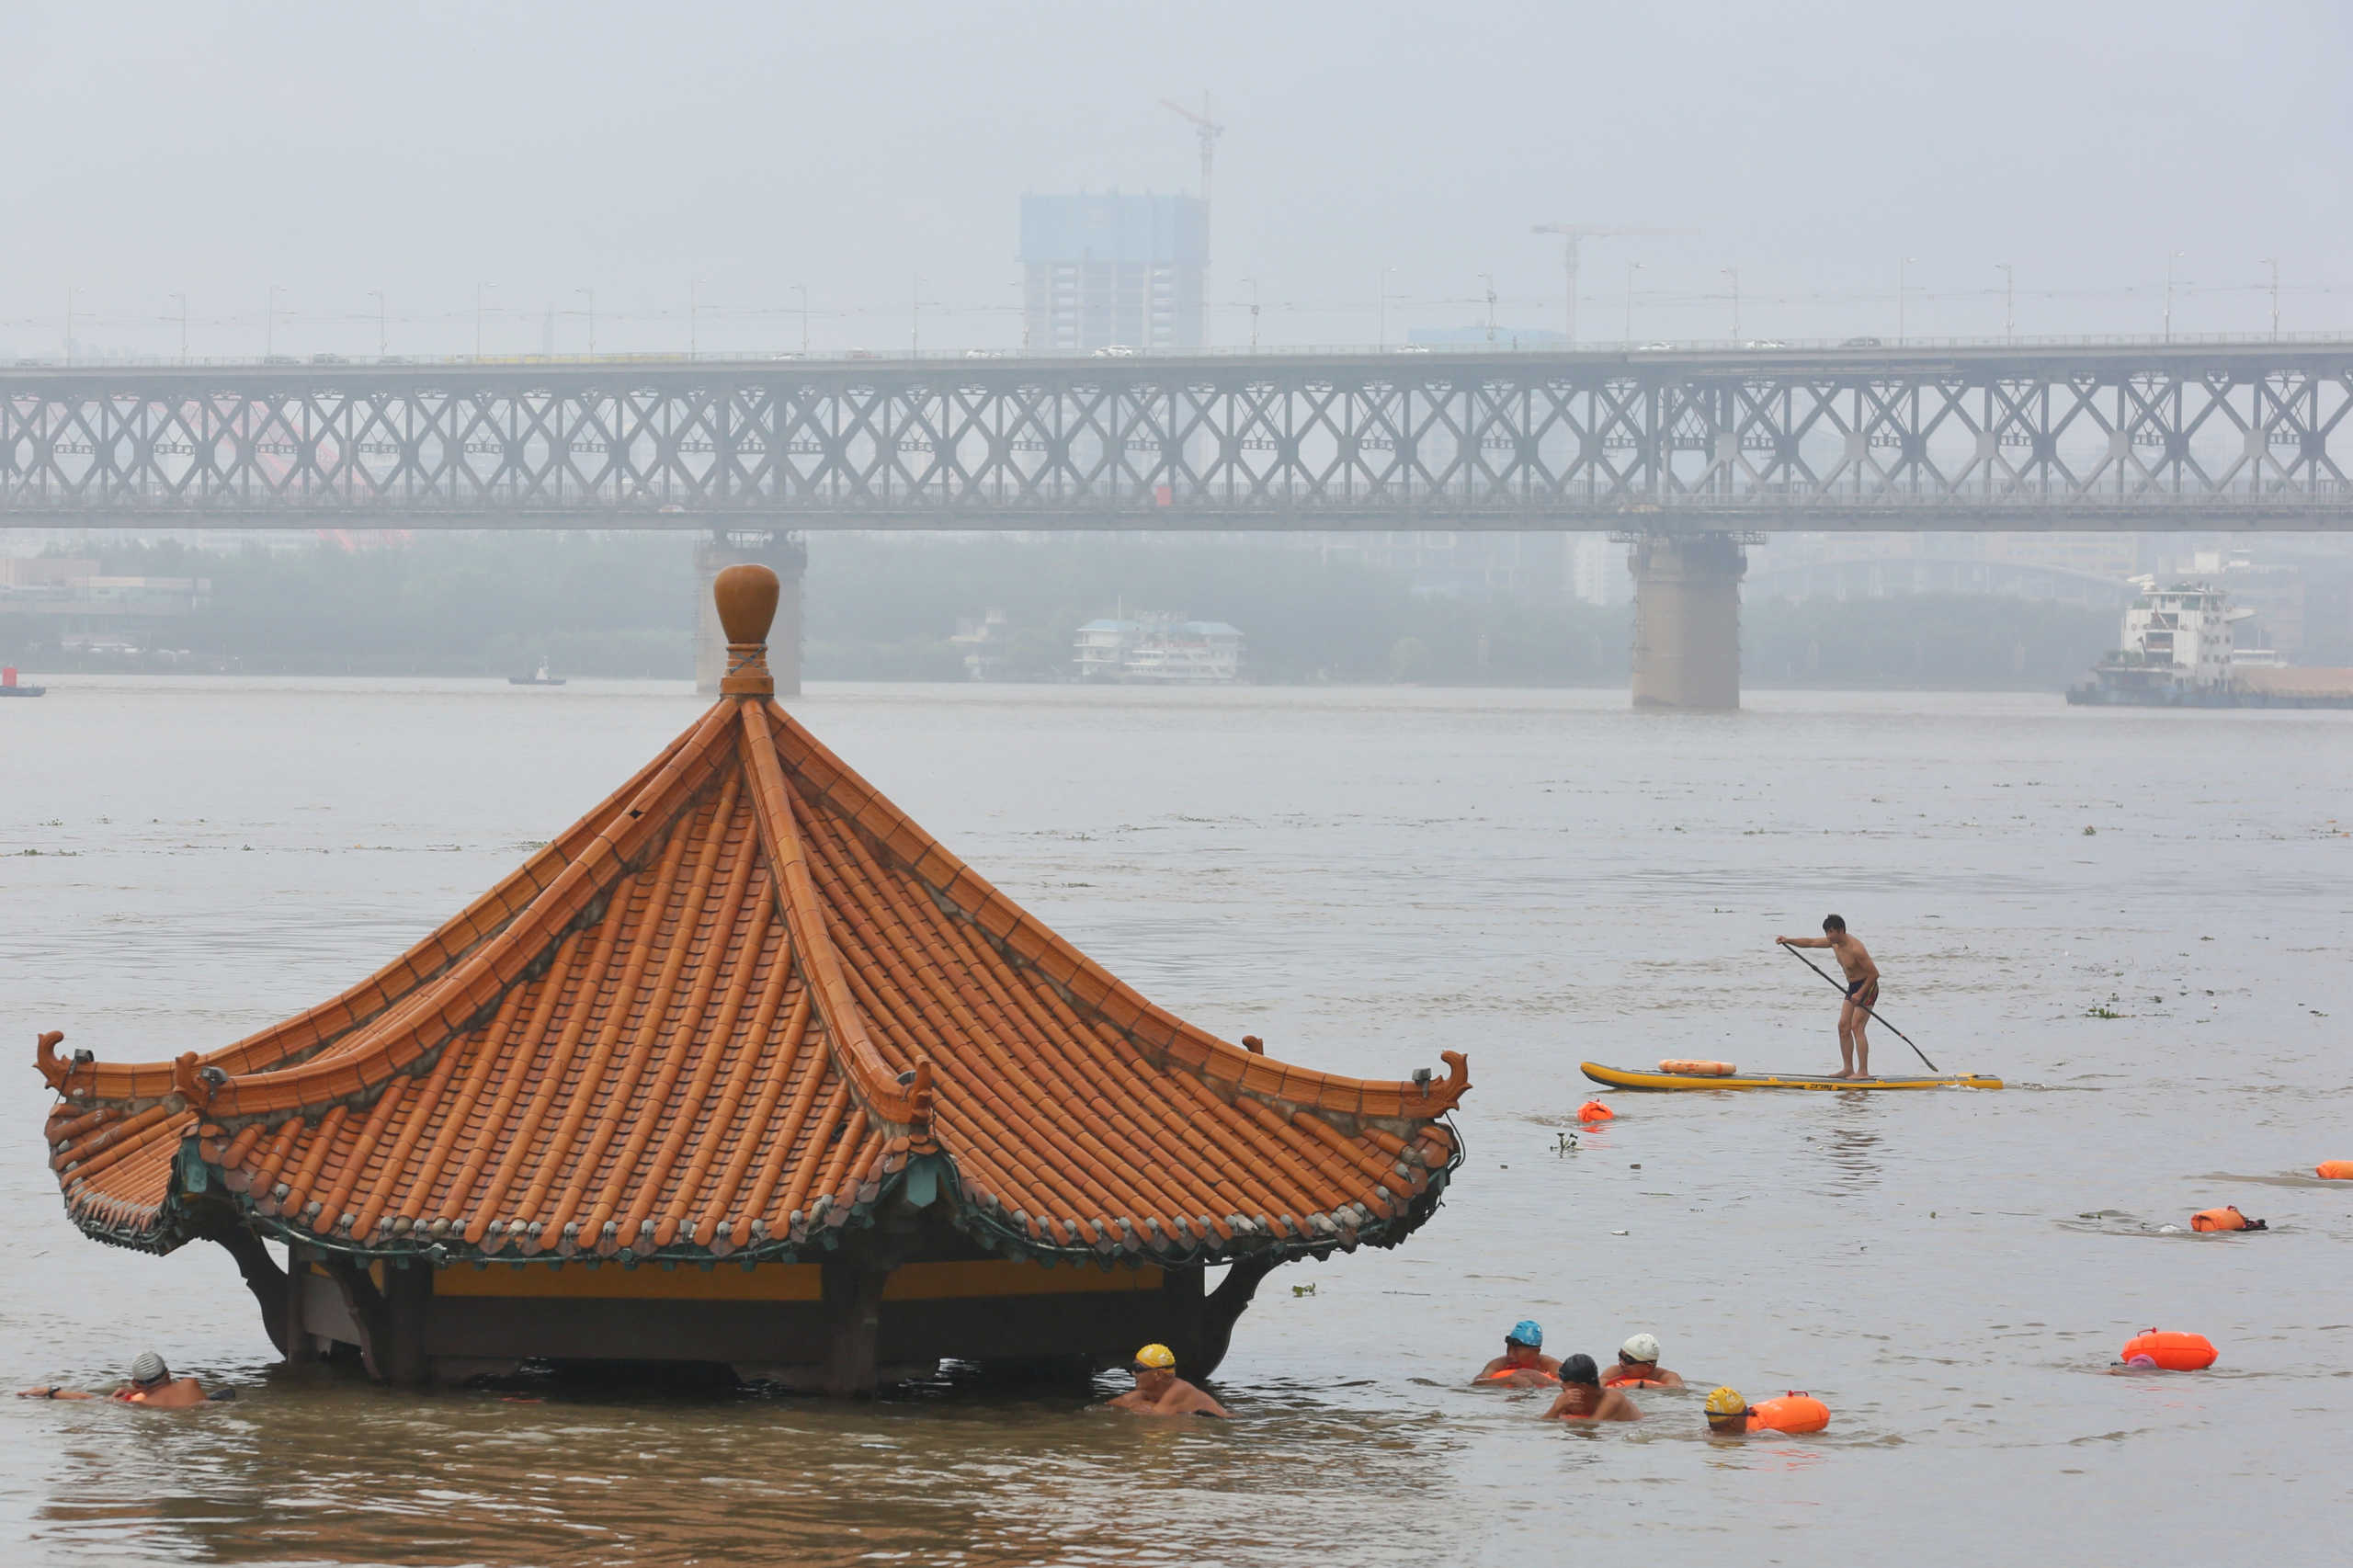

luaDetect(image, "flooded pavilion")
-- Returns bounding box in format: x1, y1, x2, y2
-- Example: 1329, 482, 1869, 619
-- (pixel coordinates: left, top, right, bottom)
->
37, 565, 1469, 1391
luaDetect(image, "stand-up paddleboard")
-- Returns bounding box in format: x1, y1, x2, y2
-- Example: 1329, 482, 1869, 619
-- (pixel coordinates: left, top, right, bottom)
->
1582, 1061, 2004, 1092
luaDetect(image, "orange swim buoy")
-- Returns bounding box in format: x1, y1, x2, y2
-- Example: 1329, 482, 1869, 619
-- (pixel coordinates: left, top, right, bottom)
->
2316, 1161, 2353, 1180
1606, 1377, 1670, 1389
2189, 1206, 2250, 1233
1745, 1393, 1830, 1434
1577, 1099, 1615, 1123
1483, 1368, 1560, 1385
1657, 1059, 1736, 1077
2120, 1330, 2216, 1371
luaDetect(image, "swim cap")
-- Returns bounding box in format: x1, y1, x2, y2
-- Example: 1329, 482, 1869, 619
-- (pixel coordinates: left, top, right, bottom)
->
130, 1352, 168, 1385
1620, 1333, 1661, 1363
1704, 1386, 1747, 1415
1133, 1344, 1176, 1370
1507, 1320, 1543, 1347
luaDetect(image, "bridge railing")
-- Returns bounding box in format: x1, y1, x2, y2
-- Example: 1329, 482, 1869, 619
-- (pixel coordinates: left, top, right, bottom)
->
10, 331, 2353, 373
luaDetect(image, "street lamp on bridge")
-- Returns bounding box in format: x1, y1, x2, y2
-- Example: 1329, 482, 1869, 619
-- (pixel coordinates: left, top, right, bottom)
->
1995, 264, 2014, 344
266, 284, 285, 359
2164, 252, 2185, 344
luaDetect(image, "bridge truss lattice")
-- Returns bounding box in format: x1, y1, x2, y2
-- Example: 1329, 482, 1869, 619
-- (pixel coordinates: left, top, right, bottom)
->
6, 346, 2353, 529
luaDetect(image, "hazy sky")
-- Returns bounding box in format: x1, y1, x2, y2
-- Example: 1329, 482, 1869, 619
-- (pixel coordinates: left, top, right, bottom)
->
6, 0, 2348, 358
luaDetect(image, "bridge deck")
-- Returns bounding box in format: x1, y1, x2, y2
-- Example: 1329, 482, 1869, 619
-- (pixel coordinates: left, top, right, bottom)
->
9, 342, 2353, 530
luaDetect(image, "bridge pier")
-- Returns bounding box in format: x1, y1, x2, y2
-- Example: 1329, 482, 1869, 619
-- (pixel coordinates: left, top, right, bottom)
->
1628, 532, 1746, 710
697, 530, 804, 696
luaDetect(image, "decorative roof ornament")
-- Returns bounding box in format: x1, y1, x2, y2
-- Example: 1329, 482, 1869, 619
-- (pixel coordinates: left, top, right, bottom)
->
713, 562, 779, 697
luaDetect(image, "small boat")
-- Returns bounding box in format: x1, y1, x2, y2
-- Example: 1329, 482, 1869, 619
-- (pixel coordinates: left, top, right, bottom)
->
508, 658, 567, 687
0, 666, 45, 699
1581, 1061, 2003, 1092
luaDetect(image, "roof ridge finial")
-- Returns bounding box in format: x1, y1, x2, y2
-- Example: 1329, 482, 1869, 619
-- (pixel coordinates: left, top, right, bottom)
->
714, 564, 779, 697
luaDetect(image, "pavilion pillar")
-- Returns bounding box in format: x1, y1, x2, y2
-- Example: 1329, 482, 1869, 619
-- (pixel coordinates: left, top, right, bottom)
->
819, 1261, 891, 1397
284, 1244, 315, 1365
382, 1261, 431, 1388
697, 530, 804, 696
1628, 532, 1746, 710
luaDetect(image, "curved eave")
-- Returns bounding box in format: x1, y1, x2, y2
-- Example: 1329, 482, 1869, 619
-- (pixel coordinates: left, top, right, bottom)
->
35, 720, 706, 1108
764, 699, 1472, 1125
109, 1128, 1463, 1275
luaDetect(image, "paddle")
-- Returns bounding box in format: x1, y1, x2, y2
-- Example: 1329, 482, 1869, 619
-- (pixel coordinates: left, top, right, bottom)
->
1777, 940, 1939, 1073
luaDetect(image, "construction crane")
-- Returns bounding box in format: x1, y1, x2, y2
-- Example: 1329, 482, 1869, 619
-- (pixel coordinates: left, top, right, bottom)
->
1530, 224, 1691, 346
1162, 93, 1226, 346
1160, 92, 1224, 205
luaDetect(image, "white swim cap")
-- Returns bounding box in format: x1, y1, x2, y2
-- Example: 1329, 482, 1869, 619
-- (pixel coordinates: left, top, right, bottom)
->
1620, 1333, 1662, 1363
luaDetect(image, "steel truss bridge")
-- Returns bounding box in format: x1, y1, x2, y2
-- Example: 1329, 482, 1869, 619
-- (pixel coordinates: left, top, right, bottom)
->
8, 341, 2353, 530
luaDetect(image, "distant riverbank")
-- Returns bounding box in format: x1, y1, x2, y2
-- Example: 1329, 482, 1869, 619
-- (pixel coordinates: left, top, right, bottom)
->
3, 531, 2113, 687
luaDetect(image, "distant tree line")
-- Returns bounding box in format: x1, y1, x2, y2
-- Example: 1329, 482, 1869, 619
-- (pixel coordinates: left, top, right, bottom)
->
4, 532, 2114, 688
803, 534, 1629, 684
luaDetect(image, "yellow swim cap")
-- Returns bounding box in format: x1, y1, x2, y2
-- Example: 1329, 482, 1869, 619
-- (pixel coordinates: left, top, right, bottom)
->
1133, 1343, 1176, 1369
1704, 1386, 1748, 1415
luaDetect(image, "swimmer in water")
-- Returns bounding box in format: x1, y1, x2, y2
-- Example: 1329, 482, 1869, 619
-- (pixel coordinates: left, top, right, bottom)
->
1106, 1344, 1231, 1418
18, 1351, 213, 1409
1777, 915, 1881, 1079
1476, 1320, 1561, 1386
1540, 1354, 1641, 1422
1703, 1386, 1755, 1435
1603, 1332, 1685, 1389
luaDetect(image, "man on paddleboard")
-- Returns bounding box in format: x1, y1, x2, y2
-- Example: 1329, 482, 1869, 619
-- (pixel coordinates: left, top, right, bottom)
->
1777, 915, 1880, 1079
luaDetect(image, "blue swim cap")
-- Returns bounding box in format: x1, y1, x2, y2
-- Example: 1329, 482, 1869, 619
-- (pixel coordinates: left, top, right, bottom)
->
1508, 1320, 1543, 1347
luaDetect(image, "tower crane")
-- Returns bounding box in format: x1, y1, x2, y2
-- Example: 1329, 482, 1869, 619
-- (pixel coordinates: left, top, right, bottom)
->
1530, 223, 1692, 346
1162, 93, 1226, 346
1160, 92, 1224, 204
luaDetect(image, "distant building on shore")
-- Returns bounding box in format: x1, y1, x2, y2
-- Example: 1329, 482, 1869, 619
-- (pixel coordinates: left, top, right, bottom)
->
1, 557, 212, 656
1074, 614, 1243, 682
1019, 193, 1207, 352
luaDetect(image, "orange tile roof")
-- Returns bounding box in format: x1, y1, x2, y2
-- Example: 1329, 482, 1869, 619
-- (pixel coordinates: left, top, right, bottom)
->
40, 567, 1468, 1269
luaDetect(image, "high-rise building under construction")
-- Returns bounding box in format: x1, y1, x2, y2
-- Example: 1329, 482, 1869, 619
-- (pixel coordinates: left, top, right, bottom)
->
1019, 193, 1207, 353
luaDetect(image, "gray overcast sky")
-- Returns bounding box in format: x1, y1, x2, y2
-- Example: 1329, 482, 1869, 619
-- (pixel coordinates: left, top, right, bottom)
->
6, 0, 2348, 357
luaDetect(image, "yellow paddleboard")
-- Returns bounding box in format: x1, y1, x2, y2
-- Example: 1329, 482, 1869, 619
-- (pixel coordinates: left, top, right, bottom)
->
1581, 1061, 2004, 1092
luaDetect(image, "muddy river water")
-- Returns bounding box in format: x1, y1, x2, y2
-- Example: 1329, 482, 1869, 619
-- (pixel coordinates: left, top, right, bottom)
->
4, 679, 2348, 1565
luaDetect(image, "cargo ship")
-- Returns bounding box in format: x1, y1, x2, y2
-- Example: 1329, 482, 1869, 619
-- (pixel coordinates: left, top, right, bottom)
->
2067, 580, 2353, 708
